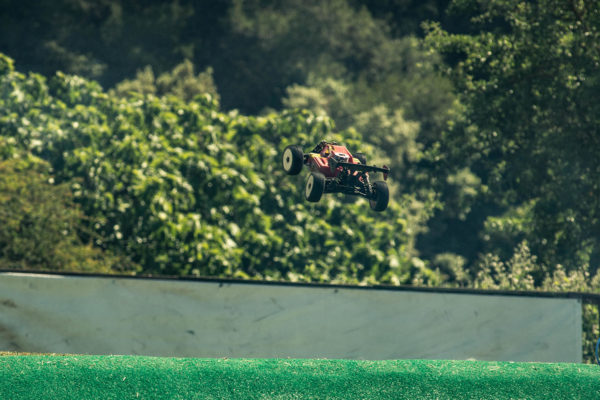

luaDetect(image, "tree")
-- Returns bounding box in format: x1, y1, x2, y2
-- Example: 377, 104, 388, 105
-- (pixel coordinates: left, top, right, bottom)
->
111, 60, 220, 103
425, 0, 600, 275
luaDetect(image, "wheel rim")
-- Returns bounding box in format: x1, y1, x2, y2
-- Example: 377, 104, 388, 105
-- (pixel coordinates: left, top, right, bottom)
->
283, 148, 293, 171
306, 175, 314, 198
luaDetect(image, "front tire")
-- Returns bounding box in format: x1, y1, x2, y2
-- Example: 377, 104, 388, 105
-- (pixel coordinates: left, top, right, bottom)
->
305, 172, 326, 202
369, 181, 389, 212
282, 145, 304, 175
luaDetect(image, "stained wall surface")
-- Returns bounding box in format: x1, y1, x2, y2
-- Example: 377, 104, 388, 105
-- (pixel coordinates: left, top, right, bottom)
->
0, 272, 582, 362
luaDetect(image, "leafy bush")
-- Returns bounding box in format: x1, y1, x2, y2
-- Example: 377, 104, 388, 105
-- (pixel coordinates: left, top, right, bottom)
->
0, 152, 136, 273
0, 52, 432, 284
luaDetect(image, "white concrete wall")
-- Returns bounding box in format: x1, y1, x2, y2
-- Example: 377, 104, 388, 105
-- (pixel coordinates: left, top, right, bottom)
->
0, 272, 581, 362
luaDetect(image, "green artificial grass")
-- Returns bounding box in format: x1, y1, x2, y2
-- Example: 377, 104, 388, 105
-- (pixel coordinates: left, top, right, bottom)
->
1, 354, 599, 399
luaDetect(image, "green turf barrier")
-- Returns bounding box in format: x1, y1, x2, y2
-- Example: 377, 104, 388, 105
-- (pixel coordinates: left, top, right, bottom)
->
1, 354, 599, 399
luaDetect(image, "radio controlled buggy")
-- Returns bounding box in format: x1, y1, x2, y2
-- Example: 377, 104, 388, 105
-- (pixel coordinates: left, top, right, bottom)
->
282, 140, 390, 212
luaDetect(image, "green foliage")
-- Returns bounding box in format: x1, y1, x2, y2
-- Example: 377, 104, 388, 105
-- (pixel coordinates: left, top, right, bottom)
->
0, 53, 433, 284
425, 0, 600, 274
283, 78, 355, 130
0, 153, 135, 273
0, 0, 446, 113
1, 2, 459, 274
112, 60, 220, 103
361, 0, 452, 37
0, 0, 201, 84
0, 54, 14, 75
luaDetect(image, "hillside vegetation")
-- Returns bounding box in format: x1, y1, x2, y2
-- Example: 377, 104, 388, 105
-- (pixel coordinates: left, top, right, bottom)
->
0, 53, 426, 283
1, 0, 599, 287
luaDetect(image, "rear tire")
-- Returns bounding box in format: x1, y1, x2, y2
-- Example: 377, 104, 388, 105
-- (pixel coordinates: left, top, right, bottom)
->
369, 181, 389, 212
282, 145, 304, 175
305, 172, 326, 202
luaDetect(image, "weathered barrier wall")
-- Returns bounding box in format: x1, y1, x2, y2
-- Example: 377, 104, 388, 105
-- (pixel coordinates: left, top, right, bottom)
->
0, 272, 582, 362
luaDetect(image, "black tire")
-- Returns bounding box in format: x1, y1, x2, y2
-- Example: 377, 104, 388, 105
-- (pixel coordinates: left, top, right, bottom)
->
354, 152, 367, 165
282, 145, 304, 175
369, 181, 389, 212
305, 172, 326, 202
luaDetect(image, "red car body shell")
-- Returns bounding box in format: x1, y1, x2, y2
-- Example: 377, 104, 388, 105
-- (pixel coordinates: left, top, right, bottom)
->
306, 144, 359, 178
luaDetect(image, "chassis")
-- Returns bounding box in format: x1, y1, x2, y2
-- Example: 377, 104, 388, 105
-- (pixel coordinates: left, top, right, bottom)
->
282, 141, 390, 212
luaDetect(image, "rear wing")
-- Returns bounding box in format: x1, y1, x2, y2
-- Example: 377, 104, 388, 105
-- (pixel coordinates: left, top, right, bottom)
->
331, 159, 390, 180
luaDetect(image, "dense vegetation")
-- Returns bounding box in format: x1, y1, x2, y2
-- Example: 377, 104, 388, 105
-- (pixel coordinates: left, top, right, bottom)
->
0, 0, 599, 358
0, 54, 429, 284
